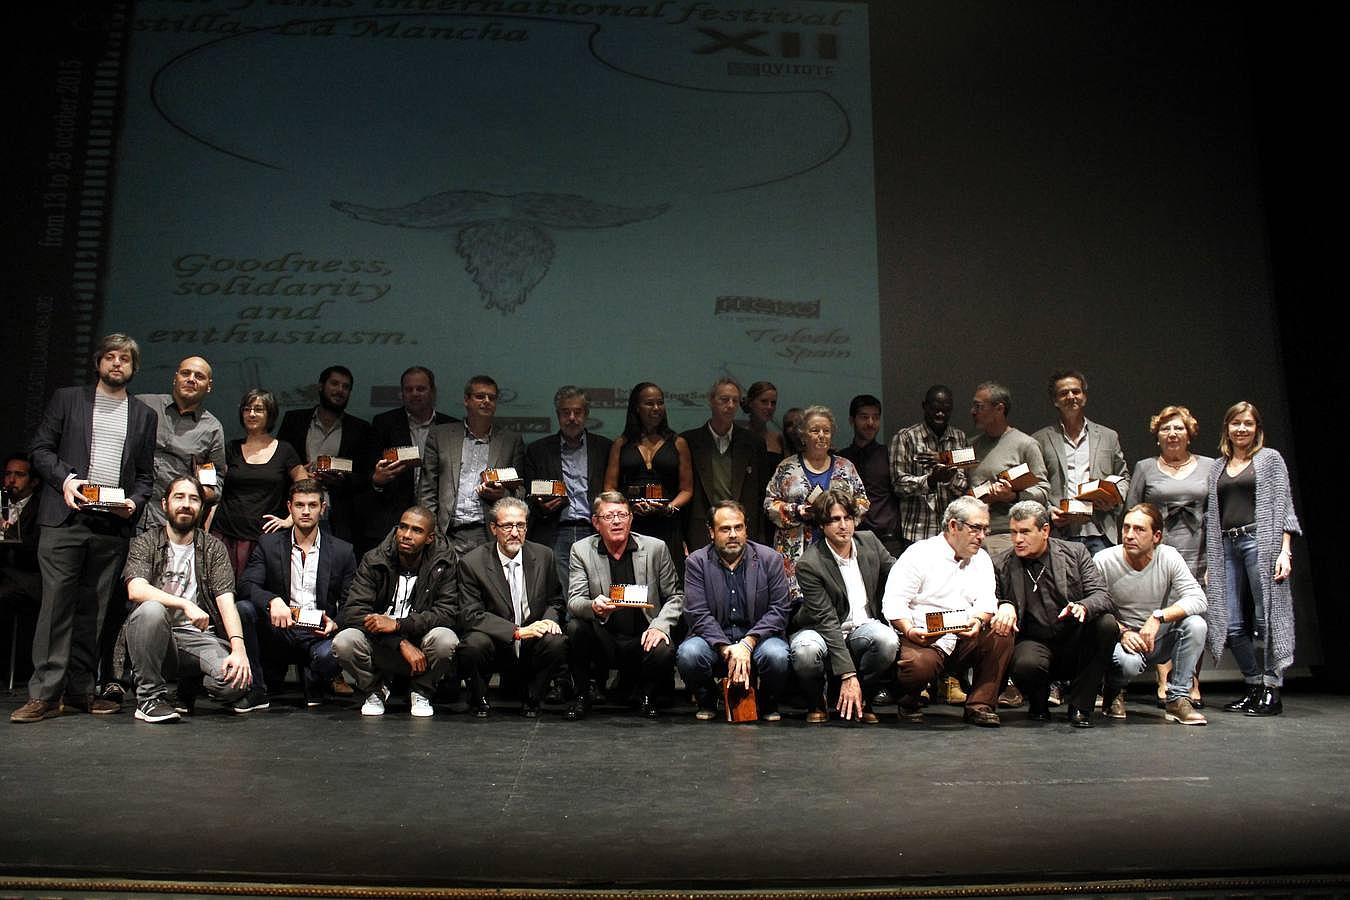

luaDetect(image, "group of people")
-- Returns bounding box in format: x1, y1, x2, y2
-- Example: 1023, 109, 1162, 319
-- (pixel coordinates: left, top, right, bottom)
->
1, 333, 1301, 728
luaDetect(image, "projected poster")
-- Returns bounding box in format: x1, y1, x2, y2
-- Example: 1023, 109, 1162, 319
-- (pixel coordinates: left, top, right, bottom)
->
107, 0, 878, 437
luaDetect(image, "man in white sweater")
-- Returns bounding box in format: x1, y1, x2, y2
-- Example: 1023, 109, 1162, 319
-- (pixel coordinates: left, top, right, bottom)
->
1093, 503, 1208, 725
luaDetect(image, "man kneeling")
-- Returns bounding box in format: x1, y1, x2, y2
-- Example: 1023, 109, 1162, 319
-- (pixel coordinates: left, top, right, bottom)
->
333, 506, 459, 717
124, 476, 251, 723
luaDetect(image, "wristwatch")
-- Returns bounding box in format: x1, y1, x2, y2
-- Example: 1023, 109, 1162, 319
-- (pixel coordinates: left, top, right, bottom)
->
1151, 609, 1166, 624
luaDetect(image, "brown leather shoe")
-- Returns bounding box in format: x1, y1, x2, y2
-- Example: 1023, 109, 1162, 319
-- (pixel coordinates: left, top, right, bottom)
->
1164, 696, 1208, 726
805, 709, 828, 724
11, 698, 63, 723
997, 683, 1024, 708
859, 705, 879, 725
963, 705, 1001, 727
65, 694, 121, 715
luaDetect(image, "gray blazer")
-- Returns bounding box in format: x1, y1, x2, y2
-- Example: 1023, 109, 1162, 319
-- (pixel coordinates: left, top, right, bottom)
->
419, 421, 526, 534
567, 532, 684, 635
1033, 420, 1129, 544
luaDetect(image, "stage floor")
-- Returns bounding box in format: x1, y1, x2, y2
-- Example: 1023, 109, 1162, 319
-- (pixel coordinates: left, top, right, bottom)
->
2, 684, 1348, 894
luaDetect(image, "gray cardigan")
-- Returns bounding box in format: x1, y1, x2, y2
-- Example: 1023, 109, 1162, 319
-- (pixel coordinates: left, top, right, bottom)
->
1203, 448, 1301, 674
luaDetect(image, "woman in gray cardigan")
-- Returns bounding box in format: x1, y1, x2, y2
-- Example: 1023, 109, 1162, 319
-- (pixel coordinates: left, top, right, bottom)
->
1203, 401, 1301, 717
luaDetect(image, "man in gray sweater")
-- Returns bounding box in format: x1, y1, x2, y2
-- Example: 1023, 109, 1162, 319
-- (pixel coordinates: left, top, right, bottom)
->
1093, 503, 1208, 725
968, 381, 1050, 557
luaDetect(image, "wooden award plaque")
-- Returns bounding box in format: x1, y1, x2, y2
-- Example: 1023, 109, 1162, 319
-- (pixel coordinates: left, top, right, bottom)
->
1075, 476, 1123, 506
383, 446, 422, 467
607, 584, 654, 609
1000, 463, 1039, 492
1058, 498, 1093, 525
722, 677, 759, 723
937, 447, 978, 469
925, 610, 971, 636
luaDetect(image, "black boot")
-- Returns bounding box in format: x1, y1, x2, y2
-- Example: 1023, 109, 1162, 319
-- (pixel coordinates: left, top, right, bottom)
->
1245, 685, 1282, 717
1223, 685, 1261, 713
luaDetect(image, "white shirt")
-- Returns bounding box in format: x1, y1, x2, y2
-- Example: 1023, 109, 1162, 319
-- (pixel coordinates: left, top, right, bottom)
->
708, 422, 732, 456
387, 573, 417, 620
881, 533, 996, 654
827, 539, 870, 630
289, 529, 322, 611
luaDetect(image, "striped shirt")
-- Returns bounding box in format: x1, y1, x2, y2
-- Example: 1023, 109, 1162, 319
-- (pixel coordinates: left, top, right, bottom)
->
888, 422, 969, 543
89, 393, 129, 487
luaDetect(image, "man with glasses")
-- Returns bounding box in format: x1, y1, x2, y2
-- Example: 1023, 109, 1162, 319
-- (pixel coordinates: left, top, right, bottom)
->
420, 375, 526, 554
882, 495, 1013, 726
564, 491, 683, 719
457, 498, 567, 718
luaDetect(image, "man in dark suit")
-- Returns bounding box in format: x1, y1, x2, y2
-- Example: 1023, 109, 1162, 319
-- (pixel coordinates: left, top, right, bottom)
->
2, 454, 42, 686
237, 478, 358, 711
457, 497, 567, 718
790, 487, 898, 724
989, 500, 1118, 727
523, 385, 612, 586
276, 365, 373, 544
419, 374, 525, 554
676, 499, 791, 721
358, 366, 455, 558
13, 334, 157, 723
680, 378, 766, 554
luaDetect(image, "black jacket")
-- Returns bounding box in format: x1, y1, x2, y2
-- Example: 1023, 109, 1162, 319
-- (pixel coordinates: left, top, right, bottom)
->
341, 527, 459, 652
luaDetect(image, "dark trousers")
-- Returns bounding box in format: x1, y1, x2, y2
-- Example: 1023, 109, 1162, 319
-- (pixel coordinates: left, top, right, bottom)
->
1009, 614, 1119, 710
458, 629, 567, 704
897, 628, 1014, 711
30, 518, 129, 701
566, 617, 674, 696
234, 597, 269, 692
263, 620, 340, 688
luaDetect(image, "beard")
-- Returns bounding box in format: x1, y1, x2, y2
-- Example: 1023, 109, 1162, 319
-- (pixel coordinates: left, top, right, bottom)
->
318, 392, 347, 414
167, 509, 199, 536
99, 369, 132, 389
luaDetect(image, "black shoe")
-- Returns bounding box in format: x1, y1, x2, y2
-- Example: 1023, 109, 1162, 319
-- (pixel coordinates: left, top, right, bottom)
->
472, 696, 491, 718
302, 669, 327, 708
1027, 702, 1051, 722
1067, 705, 1093, 728
871, 687, 893, 706
638, 694, 658, 719
174, 678, 202, 715
1224, 686, 1261, 713
521, 700, 540, 718
1246, 686, 1282, 717
564, 696, 588, 720
231, 687, 269, 715
135, 696, 181, 724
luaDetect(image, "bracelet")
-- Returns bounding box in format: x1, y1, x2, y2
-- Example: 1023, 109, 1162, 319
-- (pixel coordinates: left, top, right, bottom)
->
228, 634, 245, 643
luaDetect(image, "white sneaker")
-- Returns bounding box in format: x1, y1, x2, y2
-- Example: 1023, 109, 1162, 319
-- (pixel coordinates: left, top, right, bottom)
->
361, 687, 387, 717
410, 690, 434, 718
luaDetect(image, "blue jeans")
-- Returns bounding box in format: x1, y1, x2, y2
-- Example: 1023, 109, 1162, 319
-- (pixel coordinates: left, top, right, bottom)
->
789, 619, 898, 703
676, 635, 790, 701
1224, 529, 1275, 685
552, 522, 594, 596
1108, 616, 1207, 701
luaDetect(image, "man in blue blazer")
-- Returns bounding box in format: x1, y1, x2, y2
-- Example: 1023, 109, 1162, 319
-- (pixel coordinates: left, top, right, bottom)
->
237, 479, 357, 710
14, 334, 157, 723
676, 500, 792, 721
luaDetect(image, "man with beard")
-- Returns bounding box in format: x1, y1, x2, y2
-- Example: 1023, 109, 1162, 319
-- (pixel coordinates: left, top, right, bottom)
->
13, 334, 157, 724
277, 365, 373, 543
138, 356, 228, 531
677, 500, 791, 721
523, 386, 612, 586
839, 394, 902, 556
989, 501, 1117, 727
333, 506, 459, 717
359, 366, 455, 558
237, 479, 357, 711
457, 498, 567, 717
420, 375, 526, 554
889, 385, 970, 547
122, 475, 252, 723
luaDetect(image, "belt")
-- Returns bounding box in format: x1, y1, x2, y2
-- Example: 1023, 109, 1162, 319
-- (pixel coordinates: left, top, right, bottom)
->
1222, 523, 1257, 540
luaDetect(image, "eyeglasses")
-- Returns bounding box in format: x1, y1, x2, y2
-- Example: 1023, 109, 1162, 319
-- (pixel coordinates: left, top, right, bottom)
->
956, 521, 990, 535
596, 511, 632, 522
493, 522, 527, 532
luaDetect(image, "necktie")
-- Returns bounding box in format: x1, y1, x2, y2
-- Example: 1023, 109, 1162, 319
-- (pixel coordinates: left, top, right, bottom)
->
508, 559, 525, 656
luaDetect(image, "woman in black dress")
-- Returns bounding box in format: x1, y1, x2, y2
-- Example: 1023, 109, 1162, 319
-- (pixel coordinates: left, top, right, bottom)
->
211, 389, 307, 575
604, 381, 693, 567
